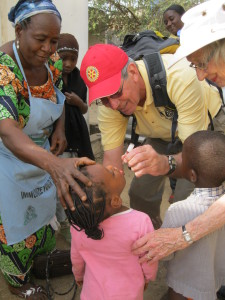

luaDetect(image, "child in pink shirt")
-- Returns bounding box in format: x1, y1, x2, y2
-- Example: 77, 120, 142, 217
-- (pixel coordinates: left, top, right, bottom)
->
66, 163, 158, 300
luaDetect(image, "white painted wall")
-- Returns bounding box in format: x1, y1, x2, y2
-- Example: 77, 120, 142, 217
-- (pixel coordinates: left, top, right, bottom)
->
53, 0, 89, 122
0, 0, 16, 45
54, 0, 88, 68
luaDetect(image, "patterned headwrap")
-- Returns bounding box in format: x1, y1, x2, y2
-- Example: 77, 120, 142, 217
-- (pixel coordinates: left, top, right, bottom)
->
8, 0, 61, 26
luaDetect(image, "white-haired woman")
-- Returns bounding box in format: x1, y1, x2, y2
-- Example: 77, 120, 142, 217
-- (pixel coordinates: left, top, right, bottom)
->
124, 0, 225, 267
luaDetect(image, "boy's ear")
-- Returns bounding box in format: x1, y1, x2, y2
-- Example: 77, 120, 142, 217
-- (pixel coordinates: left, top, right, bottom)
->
189, 169, 197, 183
111, 195, 122, 209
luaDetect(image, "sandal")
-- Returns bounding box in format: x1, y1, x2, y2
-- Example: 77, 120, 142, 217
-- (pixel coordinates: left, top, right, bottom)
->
8, 282, 48, 299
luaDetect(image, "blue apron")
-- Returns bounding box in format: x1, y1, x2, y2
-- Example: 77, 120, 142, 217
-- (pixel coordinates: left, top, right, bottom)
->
0, 43, 65, 245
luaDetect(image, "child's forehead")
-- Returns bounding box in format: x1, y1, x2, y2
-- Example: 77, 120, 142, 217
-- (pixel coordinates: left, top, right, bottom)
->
58, 50, 78, 59
84, 164, 115, 186
85, 164, 106, 178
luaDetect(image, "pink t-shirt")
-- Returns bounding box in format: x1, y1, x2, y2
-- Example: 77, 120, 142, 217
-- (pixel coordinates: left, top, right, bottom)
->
71, 209, 158, 300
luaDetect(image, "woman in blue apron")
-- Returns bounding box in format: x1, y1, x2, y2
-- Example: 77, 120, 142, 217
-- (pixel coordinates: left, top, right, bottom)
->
0, 1, 94, 298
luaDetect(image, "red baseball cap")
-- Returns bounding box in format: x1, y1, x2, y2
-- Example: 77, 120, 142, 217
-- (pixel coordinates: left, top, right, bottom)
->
80, 44, 128, 105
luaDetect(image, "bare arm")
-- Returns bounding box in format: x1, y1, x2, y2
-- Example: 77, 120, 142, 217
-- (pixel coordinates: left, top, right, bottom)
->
186, 193, 225, 241
0, 118, 95, 208
103, 144, 124, 170
132, 193, 225, 263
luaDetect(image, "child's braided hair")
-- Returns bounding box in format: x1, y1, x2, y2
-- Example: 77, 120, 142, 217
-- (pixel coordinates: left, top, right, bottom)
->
65, 170, 106, 240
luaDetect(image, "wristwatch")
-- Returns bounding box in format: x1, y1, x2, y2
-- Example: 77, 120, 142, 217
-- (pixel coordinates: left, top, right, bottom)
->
182, 225, 193, 244
166, 155, 177, 175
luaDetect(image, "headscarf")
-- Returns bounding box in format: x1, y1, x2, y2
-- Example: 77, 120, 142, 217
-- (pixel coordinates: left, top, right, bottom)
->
57, 33, 79, 54
8, 0, 61, 26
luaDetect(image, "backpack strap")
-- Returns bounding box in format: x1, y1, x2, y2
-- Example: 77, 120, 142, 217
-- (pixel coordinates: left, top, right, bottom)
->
130, 115, 139, 145
208, 110, 214, 131
171, 110, 178, 144
143, 53, 178, 143
129, 53, 179, 146
205, 79, 224, 131
142, 53, 176, 109
206, 78, 224, 106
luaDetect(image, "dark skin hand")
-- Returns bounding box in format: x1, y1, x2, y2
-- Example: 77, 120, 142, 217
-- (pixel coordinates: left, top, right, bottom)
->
50, 156, 96, 210
65, 91, 88, 114
0, 118, 96, 210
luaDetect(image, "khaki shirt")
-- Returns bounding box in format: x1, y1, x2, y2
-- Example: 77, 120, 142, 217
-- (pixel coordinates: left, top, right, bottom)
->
98, 54, 222, 151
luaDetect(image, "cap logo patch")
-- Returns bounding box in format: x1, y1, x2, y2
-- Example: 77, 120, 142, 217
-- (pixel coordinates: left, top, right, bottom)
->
86, 66, 99, 82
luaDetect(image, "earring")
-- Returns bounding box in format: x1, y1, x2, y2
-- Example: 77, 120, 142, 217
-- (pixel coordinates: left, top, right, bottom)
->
16, 40, 19, 50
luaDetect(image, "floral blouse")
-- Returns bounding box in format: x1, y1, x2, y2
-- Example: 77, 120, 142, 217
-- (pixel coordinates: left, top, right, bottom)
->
0, 51, 63, 128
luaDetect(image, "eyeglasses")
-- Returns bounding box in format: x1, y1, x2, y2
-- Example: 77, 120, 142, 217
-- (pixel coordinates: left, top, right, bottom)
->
189, 49, 215, 72
189, 62, 209, 71
96, 78, 124, 106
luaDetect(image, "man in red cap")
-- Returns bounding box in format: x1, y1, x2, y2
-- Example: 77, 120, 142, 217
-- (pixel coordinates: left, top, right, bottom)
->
80, 43, 222, 229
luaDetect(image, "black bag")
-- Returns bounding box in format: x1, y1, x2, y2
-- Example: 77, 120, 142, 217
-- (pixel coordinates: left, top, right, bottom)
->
120, 30, 179, 109
32, 249, 72, 279
121, 30, 179, 60
33, 249, 77, 300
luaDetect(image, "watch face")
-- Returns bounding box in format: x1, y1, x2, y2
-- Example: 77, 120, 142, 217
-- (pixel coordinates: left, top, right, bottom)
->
170, 156, 176, 167
172, 157, 176, 163
183, 232, 193, 244
185, 233, 191, 242
167, 155, 177, 175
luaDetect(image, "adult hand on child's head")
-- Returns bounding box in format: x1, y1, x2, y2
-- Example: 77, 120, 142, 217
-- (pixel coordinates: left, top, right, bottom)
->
49, 156, 96, 210
132, 227, 184, 264
122, 145, 169, 177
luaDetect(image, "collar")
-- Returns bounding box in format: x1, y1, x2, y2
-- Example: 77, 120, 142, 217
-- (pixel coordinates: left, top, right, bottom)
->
110, 208, 133, 218
193, 181, 225, 198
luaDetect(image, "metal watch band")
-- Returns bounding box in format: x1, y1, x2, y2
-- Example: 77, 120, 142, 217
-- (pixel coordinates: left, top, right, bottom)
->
182, 225, 193, 244
166, 155, 177, 175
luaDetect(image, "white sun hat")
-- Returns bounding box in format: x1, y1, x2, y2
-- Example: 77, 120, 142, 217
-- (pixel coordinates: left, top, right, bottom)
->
168, 0, 225, 68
